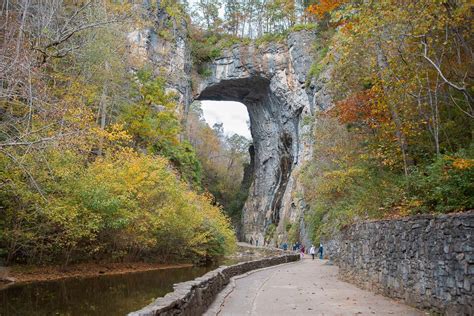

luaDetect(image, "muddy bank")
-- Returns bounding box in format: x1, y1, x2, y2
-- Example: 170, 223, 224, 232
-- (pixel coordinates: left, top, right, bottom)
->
0, 262, 193, 286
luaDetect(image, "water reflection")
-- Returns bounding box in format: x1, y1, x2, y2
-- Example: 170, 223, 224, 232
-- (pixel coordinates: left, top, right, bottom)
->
0, 266, 212, 316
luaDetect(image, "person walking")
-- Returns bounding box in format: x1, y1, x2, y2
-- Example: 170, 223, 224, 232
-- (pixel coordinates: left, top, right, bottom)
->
318, 243, 324, 259
309, 245, 316, 260
300, 245, 305, 259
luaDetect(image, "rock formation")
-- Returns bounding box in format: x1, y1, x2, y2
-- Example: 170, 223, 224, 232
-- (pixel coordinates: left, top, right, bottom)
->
126, 4, 193, 114
127, 5, 332, 245
194, 31, 325, 245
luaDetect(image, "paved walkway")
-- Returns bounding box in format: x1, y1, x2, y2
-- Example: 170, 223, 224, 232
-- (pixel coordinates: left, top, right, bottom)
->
206, 257, 425, 316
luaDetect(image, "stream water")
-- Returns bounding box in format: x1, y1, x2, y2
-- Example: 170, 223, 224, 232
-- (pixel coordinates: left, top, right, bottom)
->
0, 255, 258, 316
0, 265, 215, 316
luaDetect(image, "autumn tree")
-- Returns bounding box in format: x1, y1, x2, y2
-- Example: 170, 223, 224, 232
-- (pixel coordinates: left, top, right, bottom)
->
307, 0, 346, 20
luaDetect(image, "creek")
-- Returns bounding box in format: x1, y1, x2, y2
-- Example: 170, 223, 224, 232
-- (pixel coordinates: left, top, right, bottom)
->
0, 265, 214, 316
0, 256, 260, 316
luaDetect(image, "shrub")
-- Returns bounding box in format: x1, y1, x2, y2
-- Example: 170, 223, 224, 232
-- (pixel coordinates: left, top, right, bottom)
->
0, 149, 236, 264
408, 149, 474, 213
198, 67, 213, 78
290, 23, 318, 32
287, 222, 300, 245
255, 32, 287, 46
264, 223, 276, 244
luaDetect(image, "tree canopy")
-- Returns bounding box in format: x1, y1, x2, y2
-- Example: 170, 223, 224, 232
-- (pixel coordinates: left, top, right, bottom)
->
0, 0, 236, 265
301, 0, 473, 243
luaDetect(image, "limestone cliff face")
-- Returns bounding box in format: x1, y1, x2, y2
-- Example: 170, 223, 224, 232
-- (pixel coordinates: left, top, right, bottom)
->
127, 6, 333, 245
126, 4, 193, 115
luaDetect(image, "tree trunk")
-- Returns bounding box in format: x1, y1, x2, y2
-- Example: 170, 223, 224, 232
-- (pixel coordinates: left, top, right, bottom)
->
375, 42, 413, 176
97, 61, 110, 156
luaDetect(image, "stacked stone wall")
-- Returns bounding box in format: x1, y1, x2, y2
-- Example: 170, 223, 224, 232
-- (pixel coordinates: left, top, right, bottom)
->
129, 254, 299, 316
327, 212, 473, 315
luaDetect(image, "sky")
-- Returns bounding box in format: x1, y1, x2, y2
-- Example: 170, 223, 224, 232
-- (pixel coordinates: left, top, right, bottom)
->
200, 100, 252, 139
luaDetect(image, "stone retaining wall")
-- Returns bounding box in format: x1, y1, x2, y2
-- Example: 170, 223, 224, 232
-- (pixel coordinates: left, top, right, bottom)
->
128, 254, 299, 316
327, 211, 473, 315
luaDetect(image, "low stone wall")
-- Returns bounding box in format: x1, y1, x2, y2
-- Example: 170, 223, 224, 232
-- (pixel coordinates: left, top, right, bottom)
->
128, 253, 299, 316
327, 211, 473, 315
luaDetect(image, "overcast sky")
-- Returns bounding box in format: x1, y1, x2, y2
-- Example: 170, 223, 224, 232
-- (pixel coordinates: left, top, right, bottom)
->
200, 100, 251, 139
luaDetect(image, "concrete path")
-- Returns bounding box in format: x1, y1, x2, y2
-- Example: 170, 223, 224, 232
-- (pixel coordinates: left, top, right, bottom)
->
206, 257, 425, 316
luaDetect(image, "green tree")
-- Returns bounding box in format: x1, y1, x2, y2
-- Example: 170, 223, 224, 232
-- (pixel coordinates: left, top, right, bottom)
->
120, 70, 202, 187
193, 0, 223, 31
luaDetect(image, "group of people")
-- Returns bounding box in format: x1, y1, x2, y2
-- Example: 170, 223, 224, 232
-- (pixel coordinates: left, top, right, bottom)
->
281, 242, 324, 260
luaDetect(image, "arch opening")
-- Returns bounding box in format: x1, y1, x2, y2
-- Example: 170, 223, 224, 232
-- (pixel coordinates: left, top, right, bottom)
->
200, 100, 251, 139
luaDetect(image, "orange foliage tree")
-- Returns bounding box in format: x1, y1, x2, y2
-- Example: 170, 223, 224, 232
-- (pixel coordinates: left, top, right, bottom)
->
307, 0, 348, 19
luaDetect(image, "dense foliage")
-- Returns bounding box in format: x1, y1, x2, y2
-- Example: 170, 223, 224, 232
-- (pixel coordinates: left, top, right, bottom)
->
120, 69, 203, 187
0, 1, 235, 265
301, 0, 473, 243
1, 148, 235, 264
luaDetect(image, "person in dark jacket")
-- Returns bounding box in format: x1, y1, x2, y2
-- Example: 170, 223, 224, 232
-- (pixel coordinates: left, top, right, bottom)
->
318, 243, 324, 259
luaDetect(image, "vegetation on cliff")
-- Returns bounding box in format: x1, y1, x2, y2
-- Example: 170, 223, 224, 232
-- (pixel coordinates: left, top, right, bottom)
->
301, 0, 473, 242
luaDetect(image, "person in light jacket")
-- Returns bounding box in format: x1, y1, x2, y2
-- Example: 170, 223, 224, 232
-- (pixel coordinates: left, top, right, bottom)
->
309, 245, 316, 260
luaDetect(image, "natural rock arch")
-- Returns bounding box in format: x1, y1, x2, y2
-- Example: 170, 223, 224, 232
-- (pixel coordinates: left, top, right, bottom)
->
127, 22, 331, 244
193, 31, 325, 245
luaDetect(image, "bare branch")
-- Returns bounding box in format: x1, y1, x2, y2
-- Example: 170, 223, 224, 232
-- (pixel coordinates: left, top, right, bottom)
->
43, 19, 120, 50
59, 1, 93, 35
449, 94, 474, 118
421, 39, 472, 104
0, 149, 46, 201
33, 19, 121, 64
0, 137, 56, 148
